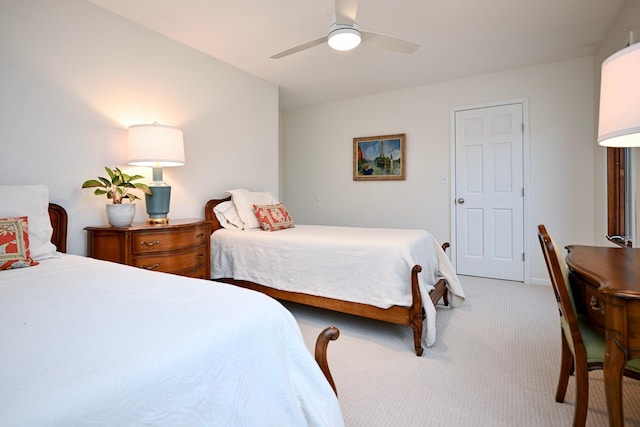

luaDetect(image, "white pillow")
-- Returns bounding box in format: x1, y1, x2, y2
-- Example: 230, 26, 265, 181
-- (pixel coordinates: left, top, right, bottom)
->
213, 200, 243, 229
0, 185, 57, 260
225, 188, 279, 230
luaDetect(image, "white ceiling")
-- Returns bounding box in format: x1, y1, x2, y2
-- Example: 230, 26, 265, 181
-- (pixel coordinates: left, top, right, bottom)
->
86, 0, 624, 110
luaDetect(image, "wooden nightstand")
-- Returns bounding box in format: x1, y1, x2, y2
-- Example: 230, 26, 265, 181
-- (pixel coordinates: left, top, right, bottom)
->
85, 219, 211, 279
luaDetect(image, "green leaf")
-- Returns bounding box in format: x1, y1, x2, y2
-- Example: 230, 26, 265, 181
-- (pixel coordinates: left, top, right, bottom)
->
105, 167, 116, 181
82, 179, 104, 189
134, 183, 152, 195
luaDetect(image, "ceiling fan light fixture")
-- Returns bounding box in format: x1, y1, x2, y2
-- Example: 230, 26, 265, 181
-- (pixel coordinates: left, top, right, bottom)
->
328, 26, 361, 51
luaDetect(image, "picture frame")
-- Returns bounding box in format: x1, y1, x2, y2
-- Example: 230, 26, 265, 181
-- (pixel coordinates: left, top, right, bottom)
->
353, 134, 406, 181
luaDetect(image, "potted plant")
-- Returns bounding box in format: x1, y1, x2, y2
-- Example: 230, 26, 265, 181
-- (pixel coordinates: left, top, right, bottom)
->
82, 166, 152, 227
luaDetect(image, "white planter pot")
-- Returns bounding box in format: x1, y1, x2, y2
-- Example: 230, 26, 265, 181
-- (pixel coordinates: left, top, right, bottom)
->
106, 204, 136, 227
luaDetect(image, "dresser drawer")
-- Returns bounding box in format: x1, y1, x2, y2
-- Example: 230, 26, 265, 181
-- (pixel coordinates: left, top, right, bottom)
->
86, 219, 211, 280
180, 263, 210, 280
570, 270, 606, 334
133, 225, 210, 255
582, 283, 606, 333
133, 246, 208, 274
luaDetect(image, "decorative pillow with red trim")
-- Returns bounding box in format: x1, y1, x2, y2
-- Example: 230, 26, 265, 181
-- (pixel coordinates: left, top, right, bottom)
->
0, 216, 39, 270
253, 203, 295, 231
226, 189, 279, 229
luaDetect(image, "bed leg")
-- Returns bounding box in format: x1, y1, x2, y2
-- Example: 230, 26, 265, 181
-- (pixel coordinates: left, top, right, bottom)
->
411, 317, 424, 356
410, 265, 425, 356
315, 326, 340, 396
440, 242, 451, 306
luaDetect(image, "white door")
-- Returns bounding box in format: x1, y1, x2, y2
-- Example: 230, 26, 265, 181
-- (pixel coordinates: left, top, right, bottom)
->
454, 103, 524, 281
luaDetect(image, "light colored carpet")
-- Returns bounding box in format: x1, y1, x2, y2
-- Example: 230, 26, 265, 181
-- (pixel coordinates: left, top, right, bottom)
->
286, 275, 640, 427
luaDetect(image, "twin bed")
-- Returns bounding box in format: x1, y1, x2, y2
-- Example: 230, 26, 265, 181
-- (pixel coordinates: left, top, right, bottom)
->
1, 186, 343, 426
205, 193, 464, 356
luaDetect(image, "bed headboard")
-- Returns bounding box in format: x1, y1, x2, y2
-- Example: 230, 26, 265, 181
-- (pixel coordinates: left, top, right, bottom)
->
48, 203, 67, 253
204, 196, 231, 232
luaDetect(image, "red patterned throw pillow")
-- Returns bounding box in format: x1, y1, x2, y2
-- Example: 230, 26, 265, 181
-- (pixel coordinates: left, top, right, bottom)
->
253, 203, 295, 231
0, 216, 39, 270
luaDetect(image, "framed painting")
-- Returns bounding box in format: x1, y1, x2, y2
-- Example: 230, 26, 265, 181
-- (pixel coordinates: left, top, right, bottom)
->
353, 134, 406, 181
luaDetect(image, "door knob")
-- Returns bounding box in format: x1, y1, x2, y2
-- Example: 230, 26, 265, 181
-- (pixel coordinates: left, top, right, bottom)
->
457, 198, 465, 204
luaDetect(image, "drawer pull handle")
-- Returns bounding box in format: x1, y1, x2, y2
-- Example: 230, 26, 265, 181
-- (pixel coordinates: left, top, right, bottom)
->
197, 253, 204, 259
590, 295, 605, 313
138, 263, 160, 270
140, 240, 161, 247
196, 233, 204, 239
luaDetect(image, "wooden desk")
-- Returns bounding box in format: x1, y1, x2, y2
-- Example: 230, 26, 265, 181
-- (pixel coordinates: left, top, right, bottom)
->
565, 245, 640, 427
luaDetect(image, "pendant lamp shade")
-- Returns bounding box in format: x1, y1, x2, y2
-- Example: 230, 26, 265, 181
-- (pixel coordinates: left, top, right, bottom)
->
598, 42, 640, 147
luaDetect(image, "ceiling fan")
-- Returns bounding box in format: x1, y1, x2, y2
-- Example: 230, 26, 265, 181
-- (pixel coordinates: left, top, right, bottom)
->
270, 0, 420, 59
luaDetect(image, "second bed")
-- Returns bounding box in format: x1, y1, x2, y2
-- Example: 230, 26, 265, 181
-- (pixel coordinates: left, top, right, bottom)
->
205, 196, 464, 356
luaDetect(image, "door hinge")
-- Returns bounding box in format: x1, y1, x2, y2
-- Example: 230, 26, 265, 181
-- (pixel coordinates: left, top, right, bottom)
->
522, 252, 525, 261
521, 188, 525, 197
521, 123, 525, 133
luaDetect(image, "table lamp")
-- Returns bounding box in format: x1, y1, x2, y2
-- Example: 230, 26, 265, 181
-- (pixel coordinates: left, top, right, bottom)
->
598, 41, 640, 147
128, 123, 185, 224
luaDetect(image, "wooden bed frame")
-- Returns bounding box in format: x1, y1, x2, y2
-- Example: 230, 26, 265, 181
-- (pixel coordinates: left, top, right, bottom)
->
205, 197, 449, 356
48, 203, 67, 254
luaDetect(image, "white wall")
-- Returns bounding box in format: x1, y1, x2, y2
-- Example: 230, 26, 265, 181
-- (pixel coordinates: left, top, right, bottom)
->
282, 57, 595, 284
0, 0, 279, 255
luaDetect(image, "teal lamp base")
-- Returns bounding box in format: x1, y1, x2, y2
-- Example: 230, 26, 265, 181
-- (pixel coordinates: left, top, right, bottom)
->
145, 185, 171, 224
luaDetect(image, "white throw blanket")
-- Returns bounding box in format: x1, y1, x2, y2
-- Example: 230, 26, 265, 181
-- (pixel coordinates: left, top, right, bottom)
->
211, 225, 465, 347
0, 255, 344, 426
422, 237, 465, 346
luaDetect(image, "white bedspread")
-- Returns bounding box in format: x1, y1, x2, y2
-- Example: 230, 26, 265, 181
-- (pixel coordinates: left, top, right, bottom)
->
0, 255, 343, 427
211, 225, 464, 347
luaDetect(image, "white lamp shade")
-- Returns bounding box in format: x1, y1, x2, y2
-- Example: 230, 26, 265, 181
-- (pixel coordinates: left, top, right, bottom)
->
128, 124, 185, 166
328, 26, 361, 51
598, 42, 640, 147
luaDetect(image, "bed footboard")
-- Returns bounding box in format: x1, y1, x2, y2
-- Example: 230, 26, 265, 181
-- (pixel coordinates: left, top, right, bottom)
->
407, 260, 449, 356
315, 326, 340, 395
217, 271, 449, 357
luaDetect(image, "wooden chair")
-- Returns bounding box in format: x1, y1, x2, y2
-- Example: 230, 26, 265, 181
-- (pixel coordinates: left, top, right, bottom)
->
537, 225, 640, 426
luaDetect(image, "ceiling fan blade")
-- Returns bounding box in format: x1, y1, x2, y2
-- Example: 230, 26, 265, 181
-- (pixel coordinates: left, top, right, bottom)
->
270, 36, 328, 59
335, 0, 358, 25
361, 31, 420, 54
